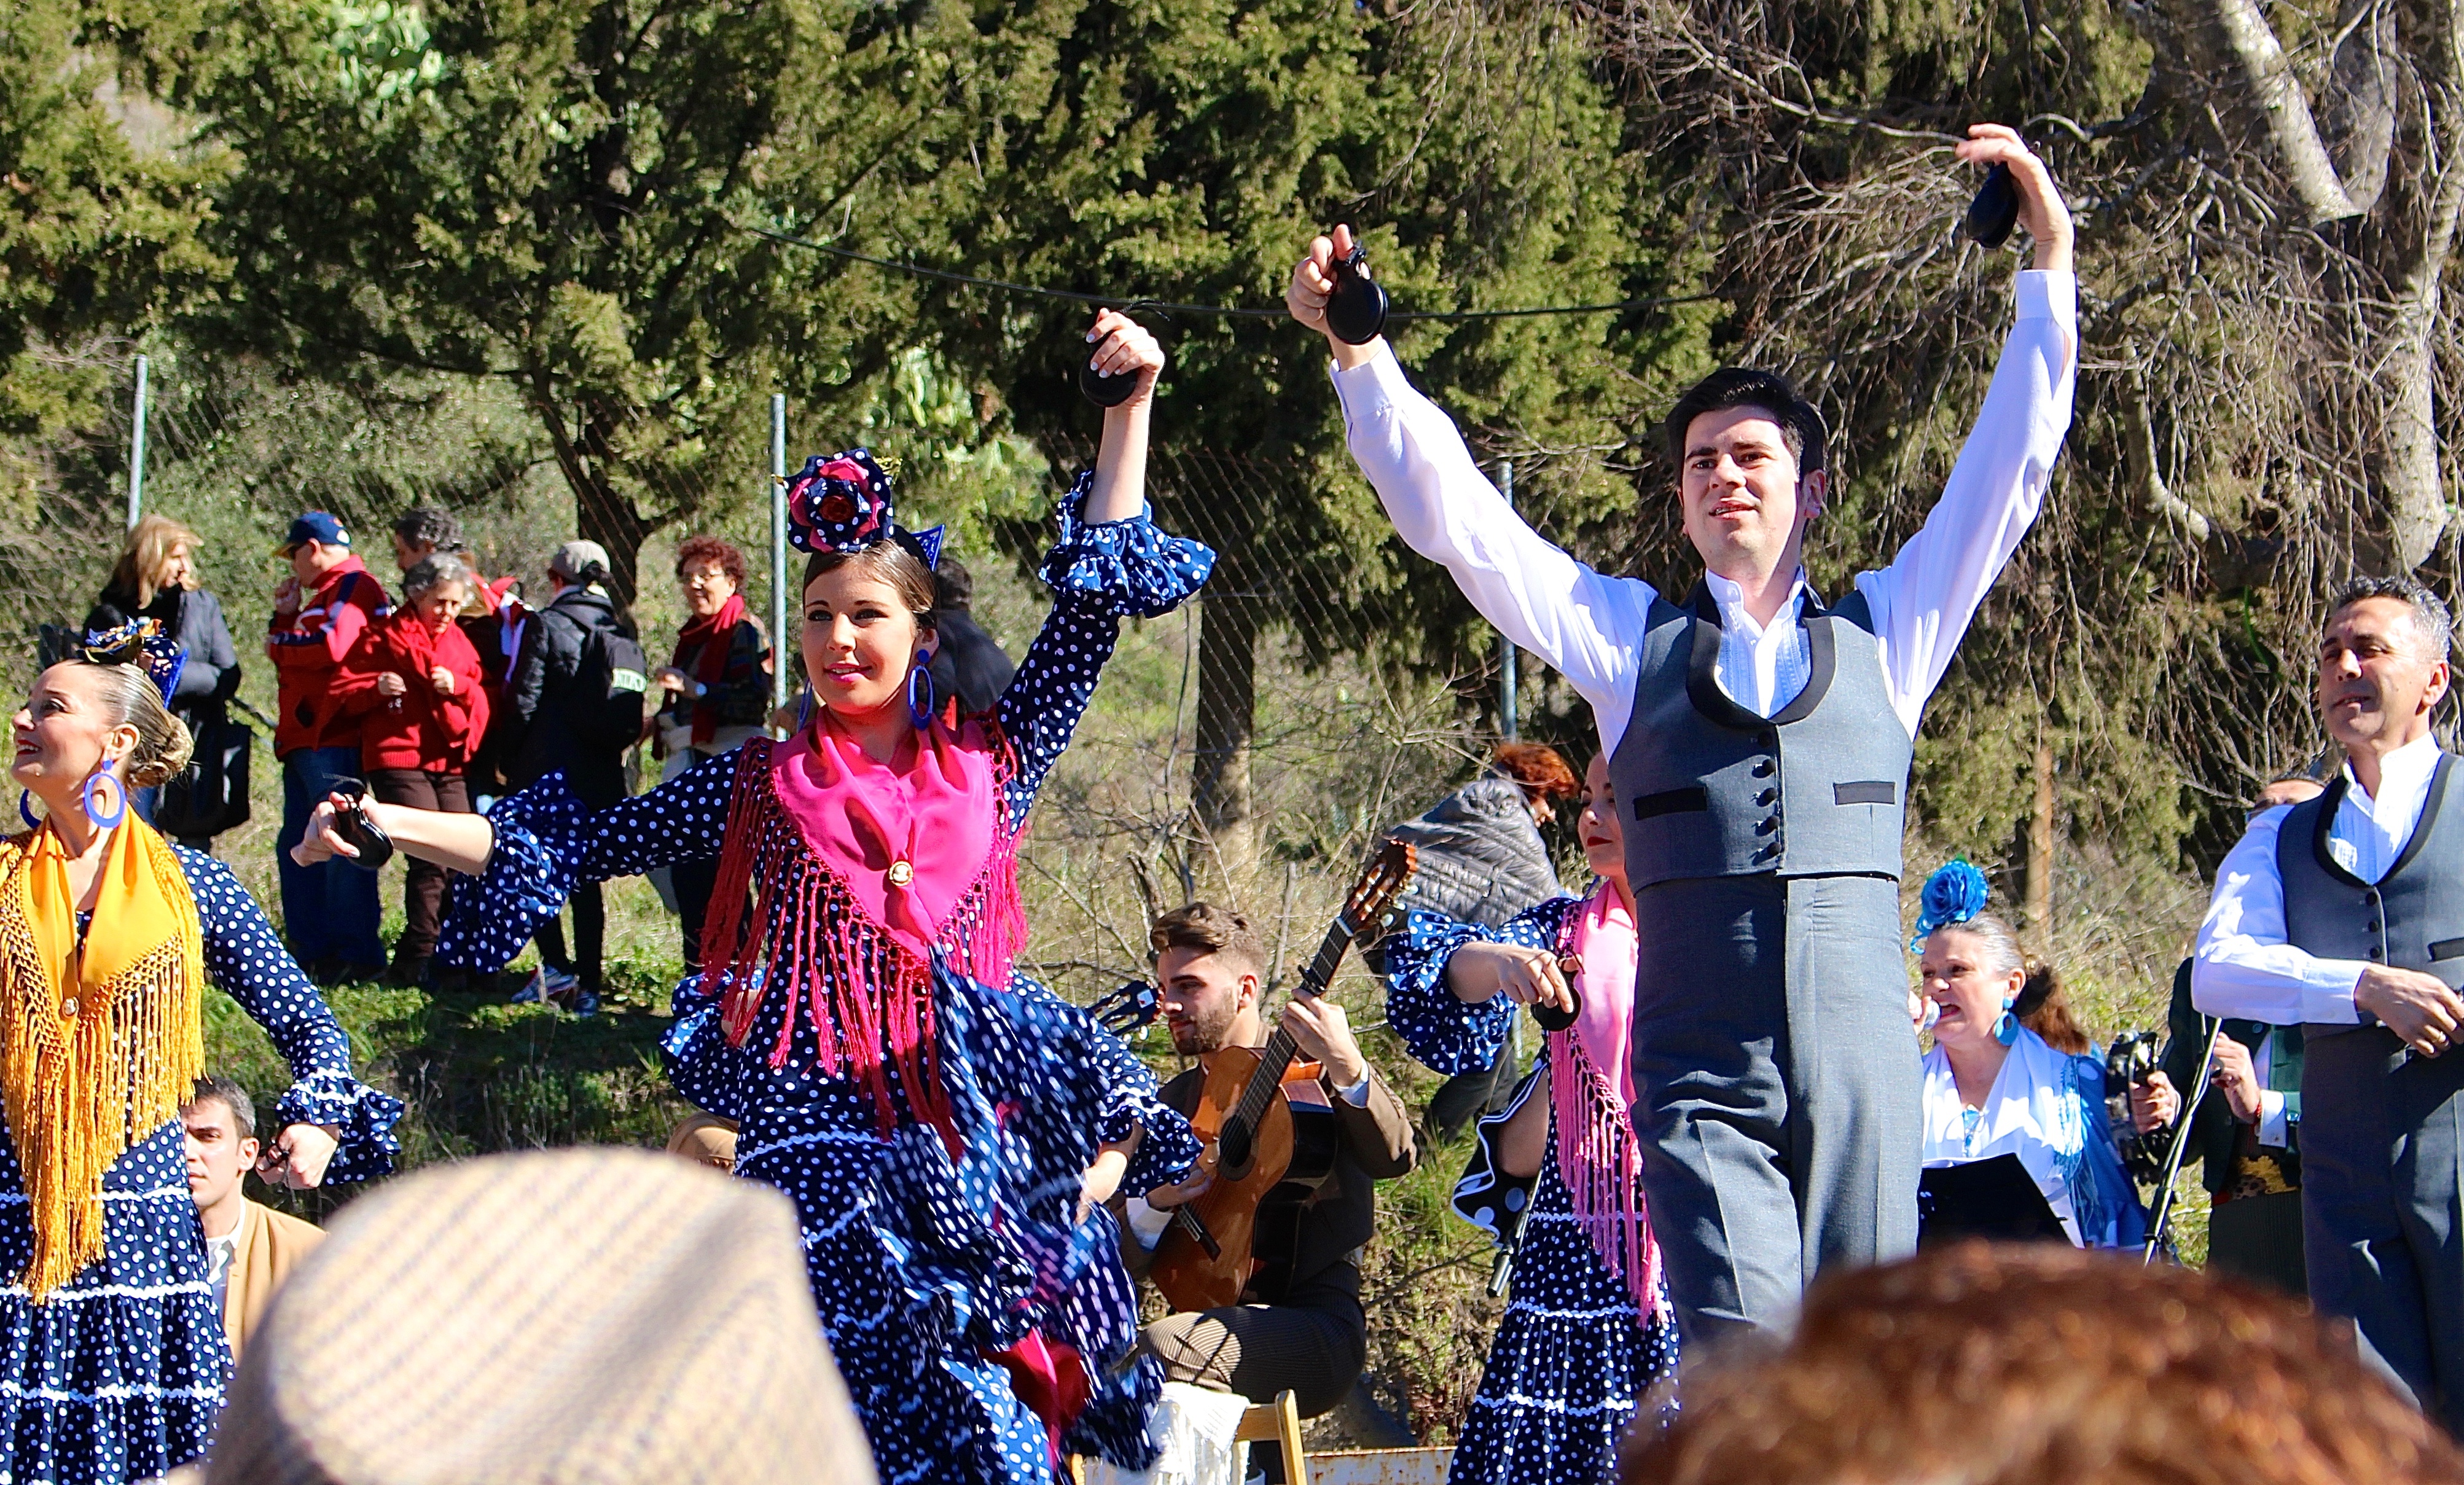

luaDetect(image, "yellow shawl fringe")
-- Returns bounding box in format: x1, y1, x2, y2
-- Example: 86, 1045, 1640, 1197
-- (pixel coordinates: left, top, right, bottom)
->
0, 820, 205, 1301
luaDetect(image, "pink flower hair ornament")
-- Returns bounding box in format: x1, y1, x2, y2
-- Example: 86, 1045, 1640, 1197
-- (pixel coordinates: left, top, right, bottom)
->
784, 448, 944, 570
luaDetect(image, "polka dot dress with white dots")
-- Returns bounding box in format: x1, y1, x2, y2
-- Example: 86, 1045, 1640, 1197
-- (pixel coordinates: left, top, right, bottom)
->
1384, 895, 1680, 1485
437, 482, 1213, 1485
0, 847, 402, 1485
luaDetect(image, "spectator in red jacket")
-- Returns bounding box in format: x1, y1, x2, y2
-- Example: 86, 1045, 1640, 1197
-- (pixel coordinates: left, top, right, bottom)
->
339, 554, 488, 988
267, 511, 392, 982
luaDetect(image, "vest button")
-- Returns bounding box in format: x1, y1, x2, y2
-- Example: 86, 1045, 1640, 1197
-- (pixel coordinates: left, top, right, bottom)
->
1756, 816, 1779, 836
1758, 731, 1777, 748
1755, 788, 1778, 806
2368, 946, 2384, 960
1751, 759, 1776, 778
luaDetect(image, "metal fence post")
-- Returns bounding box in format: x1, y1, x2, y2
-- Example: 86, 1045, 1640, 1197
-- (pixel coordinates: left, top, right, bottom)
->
126, 355, 150, 530
770, 394, 788, 715
1497, 458, 1517, 740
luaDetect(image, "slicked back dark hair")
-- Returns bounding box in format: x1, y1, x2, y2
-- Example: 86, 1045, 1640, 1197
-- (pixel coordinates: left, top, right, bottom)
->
2330, 574, 2454, 663
1663, 367, 1829, 478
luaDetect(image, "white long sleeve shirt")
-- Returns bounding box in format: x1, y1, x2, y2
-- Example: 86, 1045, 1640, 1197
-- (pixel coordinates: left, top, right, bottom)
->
1330, 272, 2079, 753
2194, 733, 2445, 1027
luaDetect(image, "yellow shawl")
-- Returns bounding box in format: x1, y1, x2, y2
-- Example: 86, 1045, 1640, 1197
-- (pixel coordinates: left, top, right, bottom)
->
0, 819, 205, 1299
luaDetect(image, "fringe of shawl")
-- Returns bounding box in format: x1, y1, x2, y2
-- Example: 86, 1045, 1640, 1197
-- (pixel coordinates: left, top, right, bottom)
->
1547, 1028, 1662, 1320
1547, 909, 1662, 1320
0, 831, 206, 1301
699, 737, 1025, 1146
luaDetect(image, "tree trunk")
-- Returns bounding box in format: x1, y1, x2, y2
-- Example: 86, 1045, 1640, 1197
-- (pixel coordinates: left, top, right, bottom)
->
2025, 730, 2056, 938
530, 380, 649, 606
1190, 589, 1259, 884
2377, 118, 2464, 569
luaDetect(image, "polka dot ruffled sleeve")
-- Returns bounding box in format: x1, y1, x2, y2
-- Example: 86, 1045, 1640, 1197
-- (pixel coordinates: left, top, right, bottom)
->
998, 471, 1215, 821
177, 848, 403, 1183
1383, 896, 1578, 1076
436, 754, 741, 971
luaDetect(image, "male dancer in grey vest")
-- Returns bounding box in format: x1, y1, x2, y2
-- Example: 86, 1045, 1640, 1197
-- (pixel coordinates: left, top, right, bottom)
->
1286, 123, 2077, 1350
2194, 576, 2464, 1433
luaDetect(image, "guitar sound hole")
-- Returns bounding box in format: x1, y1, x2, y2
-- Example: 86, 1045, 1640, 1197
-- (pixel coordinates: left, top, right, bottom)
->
1218, 1119, 1253, 1173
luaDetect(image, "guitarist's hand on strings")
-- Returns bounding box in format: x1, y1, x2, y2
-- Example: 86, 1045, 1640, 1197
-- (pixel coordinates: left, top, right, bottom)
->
1143, 1167, 1214, 1211
1281, 997, 1370, 1095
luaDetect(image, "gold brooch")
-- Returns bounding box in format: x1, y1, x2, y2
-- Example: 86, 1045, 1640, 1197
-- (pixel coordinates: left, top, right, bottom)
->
888, 860, 913, 888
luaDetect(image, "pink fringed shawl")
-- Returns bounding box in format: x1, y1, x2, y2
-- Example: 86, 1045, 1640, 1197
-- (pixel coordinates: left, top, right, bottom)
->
699, 716, 1027, 1143
1549, 886, 1665, 1319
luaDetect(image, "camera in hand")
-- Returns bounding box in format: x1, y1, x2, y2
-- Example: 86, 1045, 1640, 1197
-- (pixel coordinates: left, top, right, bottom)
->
1325, 243, 1390, 346
2105, 1029, 2170, 1183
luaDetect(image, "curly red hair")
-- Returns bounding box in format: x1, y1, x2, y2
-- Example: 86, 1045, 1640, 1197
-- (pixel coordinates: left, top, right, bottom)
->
1624, 1244, 2462, 1485
673, 535, 748, 588
1492, 742, 1581, 801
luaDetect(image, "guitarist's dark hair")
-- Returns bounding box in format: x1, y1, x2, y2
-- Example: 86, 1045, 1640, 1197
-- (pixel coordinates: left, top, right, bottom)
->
1148, 901, 1267, 975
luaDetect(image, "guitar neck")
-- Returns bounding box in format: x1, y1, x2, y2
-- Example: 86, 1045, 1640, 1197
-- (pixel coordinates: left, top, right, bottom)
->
1228, 919, 1358, 1130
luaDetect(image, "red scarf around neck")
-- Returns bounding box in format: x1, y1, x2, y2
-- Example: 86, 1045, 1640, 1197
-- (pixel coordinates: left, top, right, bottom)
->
675, 593, 746, 745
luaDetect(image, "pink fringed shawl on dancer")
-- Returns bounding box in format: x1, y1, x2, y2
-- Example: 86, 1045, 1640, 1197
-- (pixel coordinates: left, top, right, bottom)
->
1549, 886, 1665, 1318
698, 713, 1027, 1142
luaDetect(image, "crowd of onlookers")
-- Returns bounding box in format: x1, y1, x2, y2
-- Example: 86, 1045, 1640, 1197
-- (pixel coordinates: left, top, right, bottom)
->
90, 504, 784, 1009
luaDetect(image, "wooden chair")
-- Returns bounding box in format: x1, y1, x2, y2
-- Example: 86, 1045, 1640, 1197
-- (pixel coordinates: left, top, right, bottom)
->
1235, 1389, 1307, 1481
1064, 1387, 1305, 1483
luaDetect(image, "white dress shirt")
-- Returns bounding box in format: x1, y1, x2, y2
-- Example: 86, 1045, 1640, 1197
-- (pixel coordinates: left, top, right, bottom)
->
1329, 272, 2080, 753
2194, 732, 2446, 1027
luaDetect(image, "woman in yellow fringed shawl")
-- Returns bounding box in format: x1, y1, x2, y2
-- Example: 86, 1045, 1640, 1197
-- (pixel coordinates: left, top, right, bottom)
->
0, 649, 401, 1484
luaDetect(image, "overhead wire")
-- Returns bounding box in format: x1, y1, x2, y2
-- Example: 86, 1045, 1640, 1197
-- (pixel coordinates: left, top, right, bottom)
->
735, 222, 1718, 323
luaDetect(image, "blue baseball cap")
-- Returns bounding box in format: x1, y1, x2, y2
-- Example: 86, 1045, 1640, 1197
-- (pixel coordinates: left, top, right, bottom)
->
273, 511, 352, 557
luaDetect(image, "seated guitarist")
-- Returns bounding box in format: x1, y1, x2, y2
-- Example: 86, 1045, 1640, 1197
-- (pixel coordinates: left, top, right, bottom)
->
1122, 902, 1418, 1420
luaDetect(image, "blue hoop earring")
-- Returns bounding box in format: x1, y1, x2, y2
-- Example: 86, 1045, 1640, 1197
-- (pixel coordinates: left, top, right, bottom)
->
795, 686, 814, 734
1993, 998, 2020, 1046
17, 791, 39, 832
907, 658, 937, 731
81, 771, 125, 831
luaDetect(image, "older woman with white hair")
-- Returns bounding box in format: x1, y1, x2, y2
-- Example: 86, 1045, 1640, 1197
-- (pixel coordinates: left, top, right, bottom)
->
1912, 861, 2173, 1248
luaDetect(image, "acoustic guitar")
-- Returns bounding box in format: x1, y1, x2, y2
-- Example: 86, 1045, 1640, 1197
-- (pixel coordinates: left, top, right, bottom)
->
1148, 841, 1418, 1312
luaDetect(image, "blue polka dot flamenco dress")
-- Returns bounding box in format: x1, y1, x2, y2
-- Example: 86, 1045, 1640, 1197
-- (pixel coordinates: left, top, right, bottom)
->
440, 473, 1212, 1485
0, 818, 400, 1485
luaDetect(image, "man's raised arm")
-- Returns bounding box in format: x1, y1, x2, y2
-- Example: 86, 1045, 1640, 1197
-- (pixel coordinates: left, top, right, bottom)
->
1289, 227, 1651, 725
1857, 123, 2079, 734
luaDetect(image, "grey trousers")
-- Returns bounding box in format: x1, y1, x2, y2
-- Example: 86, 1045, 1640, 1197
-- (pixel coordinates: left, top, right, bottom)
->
2300, 1023, 2464, 1435
1628, 874, 1922, 1353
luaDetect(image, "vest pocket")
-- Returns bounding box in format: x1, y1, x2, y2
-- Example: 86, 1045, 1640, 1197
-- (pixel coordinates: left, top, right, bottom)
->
2429, 938, 2464, 962
1832, 780, 1898, 806
1632, 786, 1709, 821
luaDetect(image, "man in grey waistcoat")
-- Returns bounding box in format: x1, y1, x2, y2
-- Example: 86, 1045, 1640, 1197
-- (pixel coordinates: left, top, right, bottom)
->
1286, 123, 2079, 1349
2194, 576, 2464, 1432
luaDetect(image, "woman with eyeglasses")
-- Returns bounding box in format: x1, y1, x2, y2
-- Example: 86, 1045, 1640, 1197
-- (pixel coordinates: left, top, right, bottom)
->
652, 535, 771, 965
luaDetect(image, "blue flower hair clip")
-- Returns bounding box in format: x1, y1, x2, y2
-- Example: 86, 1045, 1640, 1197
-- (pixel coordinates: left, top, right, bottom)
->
782, 448, 944, 570
1909, 858, 1991, 952
81, 617, 185, 705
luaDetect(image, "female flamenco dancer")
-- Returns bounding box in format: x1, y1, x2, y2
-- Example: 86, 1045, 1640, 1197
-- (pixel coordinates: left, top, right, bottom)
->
0, 625, 399, 1483
1383, 751, 1678, 1484
295, 310, 1210, 1484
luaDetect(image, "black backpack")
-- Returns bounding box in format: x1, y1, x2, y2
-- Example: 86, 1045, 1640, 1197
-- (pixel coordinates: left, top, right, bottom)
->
544, 604, 650, 753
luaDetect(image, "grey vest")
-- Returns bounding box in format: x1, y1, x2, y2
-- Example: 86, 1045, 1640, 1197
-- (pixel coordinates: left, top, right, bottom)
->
1609, 582, 1912, 891
2277, 754, 2464, 992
